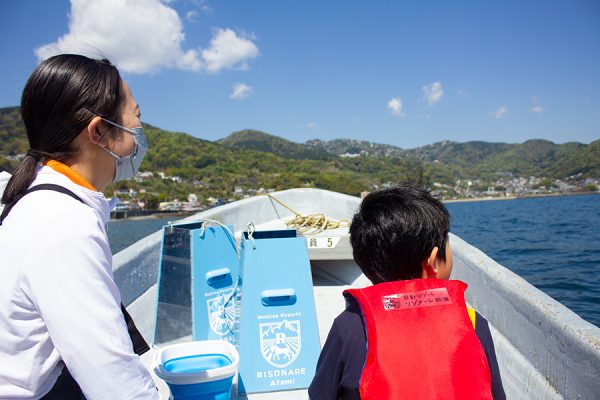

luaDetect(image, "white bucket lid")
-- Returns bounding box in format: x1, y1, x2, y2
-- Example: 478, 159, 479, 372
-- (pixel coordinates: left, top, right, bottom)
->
154, 340, 239, 385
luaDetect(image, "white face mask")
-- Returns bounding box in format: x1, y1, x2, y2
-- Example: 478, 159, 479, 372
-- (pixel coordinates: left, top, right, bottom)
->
100, 118, 148, 182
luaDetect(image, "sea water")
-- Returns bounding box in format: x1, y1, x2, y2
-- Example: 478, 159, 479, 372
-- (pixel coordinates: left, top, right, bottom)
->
107, 216, 172, 253
446, 193, 600, 327
107, 194, 600, 327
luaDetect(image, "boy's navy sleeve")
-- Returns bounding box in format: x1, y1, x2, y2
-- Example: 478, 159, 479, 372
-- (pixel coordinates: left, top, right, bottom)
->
309, 298, 365, 400
475, 312, 506, 400
308, 319, 345, 399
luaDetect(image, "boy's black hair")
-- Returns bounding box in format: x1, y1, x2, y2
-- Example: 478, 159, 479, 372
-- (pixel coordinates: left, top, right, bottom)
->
349, 183, 450, 284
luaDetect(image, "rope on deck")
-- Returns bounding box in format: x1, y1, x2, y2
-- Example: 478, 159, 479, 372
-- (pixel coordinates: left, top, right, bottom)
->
261, 193, 351, 235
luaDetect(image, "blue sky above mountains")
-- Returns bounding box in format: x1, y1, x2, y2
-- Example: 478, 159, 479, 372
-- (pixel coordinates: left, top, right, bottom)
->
0, 0, 598, 148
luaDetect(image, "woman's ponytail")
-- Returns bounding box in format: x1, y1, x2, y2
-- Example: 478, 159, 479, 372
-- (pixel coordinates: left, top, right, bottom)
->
1, 150, 43, 205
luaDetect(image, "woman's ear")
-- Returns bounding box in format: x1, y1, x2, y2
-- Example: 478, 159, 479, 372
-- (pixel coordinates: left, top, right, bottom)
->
86, 116, 107, 145
421, 247, 439, 278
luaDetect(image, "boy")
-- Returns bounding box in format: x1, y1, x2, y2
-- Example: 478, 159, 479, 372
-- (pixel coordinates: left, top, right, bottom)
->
309, 184, 505, 399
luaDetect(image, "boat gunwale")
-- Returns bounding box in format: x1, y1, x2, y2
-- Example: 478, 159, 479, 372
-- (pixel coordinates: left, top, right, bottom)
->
113, 187, 600, 399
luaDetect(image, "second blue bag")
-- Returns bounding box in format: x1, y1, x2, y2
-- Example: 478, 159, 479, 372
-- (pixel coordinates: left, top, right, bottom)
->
237, 229, 320, 394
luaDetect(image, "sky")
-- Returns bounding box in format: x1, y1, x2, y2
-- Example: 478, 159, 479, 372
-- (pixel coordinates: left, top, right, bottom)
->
1, 0, 599, 149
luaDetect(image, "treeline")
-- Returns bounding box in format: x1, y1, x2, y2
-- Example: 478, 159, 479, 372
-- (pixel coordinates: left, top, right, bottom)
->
1, 106, 598, 202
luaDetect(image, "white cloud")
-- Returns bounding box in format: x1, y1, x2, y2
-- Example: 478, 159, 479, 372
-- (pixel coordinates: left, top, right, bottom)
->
230, 82, 253, 100
186, 10, 198, 22
457, 89, 469, 96
187, 0, 212, 21
531, 96, 544, 113
492, 105, 508, 119
194, 0, 213, 14
387, 97, 404, 117
422, 81, 444, 106
35, 0, 258, 75
202, 28, 259, 73
307, 122, 317, 129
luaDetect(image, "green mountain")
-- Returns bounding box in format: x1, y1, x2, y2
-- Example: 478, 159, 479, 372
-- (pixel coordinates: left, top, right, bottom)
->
140, 125, 422, 198
0, 107, 425, 198
1, 105, 598, 201
306, 138, 411, 158
0, 107, 25, 172
0, 107, 27, 155
219, 129, 332, 160
306, 137, 600, 180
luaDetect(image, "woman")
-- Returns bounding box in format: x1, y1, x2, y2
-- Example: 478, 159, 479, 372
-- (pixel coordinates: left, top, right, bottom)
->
0, 55, 160, 399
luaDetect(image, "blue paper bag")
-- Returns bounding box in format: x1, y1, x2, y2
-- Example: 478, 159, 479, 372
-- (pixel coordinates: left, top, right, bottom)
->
153, 222, 239, 346
191, 224, 239, 344
237, 229, 320, 394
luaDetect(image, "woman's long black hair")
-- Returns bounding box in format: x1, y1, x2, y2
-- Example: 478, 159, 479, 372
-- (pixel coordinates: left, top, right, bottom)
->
1, 54, 123, 205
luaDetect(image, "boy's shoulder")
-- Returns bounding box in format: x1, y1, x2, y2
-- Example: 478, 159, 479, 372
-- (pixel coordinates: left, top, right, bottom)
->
334, 296, 364, 335
329, 296, 367, 353
308, 297, 367, 399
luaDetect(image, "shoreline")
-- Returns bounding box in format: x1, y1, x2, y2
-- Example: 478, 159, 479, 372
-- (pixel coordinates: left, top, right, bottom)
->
108, 191, 599, 219
443, 191, 598, 204
444, 196, 516, 204
109, 211, 195, 221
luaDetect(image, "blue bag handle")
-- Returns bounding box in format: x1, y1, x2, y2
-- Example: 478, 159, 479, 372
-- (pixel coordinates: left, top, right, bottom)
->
261, 289, 297, 306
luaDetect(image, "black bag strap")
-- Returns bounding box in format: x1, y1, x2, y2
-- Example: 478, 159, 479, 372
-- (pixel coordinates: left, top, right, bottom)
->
1, 184, 83, 225
121, 304, 151, 355
0, 183, 150, 356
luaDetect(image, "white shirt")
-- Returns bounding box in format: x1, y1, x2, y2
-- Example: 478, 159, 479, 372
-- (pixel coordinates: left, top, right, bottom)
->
0, 167, 160, 399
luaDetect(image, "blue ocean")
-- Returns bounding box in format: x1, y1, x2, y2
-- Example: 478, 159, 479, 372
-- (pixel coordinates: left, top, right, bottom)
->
107, 193, 600, 327
446, 194, 600, 327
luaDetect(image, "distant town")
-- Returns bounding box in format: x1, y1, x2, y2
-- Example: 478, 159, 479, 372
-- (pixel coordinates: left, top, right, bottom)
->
430, 173, 599, 202
109, 169, 599, 218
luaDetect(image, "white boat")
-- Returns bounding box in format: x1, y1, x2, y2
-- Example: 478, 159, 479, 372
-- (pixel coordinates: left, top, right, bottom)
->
114, 188, 600, 399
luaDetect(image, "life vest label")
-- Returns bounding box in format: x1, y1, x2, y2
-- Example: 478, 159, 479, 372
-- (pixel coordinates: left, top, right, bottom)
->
382, 287, 452, 310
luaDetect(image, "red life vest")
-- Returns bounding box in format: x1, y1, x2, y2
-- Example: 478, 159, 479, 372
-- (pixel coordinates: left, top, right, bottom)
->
344, 279, 493, 400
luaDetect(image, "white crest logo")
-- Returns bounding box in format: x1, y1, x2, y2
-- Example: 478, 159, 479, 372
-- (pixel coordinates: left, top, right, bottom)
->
207, 293, 235, 336
259, 319, 301, 368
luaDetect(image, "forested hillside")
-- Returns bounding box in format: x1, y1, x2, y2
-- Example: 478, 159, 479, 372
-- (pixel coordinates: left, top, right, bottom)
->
1, 106, 598, 202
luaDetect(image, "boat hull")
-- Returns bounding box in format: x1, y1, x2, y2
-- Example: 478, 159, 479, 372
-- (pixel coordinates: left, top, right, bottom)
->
114, 188, 600, 399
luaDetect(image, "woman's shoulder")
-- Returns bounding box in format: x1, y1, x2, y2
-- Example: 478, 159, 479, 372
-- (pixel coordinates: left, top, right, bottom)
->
23, 168, 108, 228
14, 186, 101, 229
2, 180, 108, 258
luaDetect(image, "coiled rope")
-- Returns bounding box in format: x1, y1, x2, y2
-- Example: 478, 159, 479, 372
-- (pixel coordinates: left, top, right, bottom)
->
261, 193, 351, 235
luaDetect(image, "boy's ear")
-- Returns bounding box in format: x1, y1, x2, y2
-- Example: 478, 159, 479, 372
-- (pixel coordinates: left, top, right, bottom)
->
422, 247, 439, 278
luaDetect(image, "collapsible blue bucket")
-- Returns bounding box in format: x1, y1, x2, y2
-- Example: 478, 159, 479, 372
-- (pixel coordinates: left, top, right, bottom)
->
154, 340, 239, 400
